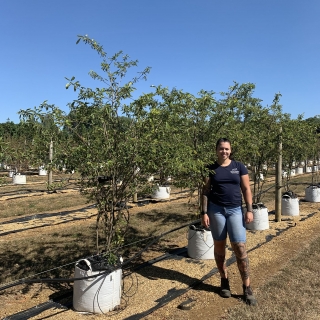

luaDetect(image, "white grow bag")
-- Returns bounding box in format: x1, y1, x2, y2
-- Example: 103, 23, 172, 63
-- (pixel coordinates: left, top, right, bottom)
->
281, 195, 299, 216
246, 205, 269, 231
73, 259, 122, 314
12, 174, 26, 184
187, 225, 214, 260
39, 168, 47, 176
290, 169, 296, 177
295, 167, 304, 175
305, 185, 320, 203
151, 186, 171, 199
306, 166, 312, 173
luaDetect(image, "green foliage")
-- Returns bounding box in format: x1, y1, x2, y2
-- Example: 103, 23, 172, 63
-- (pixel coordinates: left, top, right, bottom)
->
232, 92, 284, 202
18, 103, 65, 167
0, 120, 37, 170
282, 115, 320, 187
15, 35, 320, 256
0, 176, 7, 186
62, 35, 151, 254
45, 180, 67, 192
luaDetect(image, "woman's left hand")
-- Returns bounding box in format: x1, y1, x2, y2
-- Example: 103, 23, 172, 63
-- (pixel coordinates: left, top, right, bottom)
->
245, 211, 254, 224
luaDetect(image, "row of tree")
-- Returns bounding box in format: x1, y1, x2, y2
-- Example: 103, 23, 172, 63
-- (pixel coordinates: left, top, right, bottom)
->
1, 35, 320, 256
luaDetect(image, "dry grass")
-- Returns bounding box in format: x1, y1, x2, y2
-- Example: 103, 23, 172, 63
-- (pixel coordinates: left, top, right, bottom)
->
0, 171, 319, 319
0, 191, 90, 219
0, 222, 96, 284
0, 200, 195, 286
255, 172, 318, 205
226, 235, 320, 320
0, 171, 87, 219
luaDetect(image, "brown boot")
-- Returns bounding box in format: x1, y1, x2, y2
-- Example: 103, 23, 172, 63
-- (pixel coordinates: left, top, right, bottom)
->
220, 278, 231, 298
243, 284, 257, 306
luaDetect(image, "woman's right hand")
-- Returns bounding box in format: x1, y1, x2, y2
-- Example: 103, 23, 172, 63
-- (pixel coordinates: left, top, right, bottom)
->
201, 213, 210, 228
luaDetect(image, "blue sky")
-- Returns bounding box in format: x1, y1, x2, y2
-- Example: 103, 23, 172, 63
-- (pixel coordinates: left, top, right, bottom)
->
1, 0, 319, 123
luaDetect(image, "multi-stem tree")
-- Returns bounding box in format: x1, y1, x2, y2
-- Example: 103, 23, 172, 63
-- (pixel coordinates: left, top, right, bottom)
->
0, 121, 35, 172
236, 93, 283, 203
62, 35, 151, 257
19, 104, 66, 187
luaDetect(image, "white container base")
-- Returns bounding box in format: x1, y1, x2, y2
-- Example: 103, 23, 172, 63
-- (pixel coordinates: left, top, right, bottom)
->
246, 206, 269, 231
12, 174, 26, 184
187, 226, 214, 260
39, 169, 47, 176
73, 259, 122, 314
151, 186, 171, 199
305, 186, 320, 203
281, 196, 299, 216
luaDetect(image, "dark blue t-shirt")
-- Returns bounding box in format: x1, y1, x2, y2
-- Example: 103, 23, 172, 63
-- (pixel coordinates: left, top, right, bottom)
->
208, 160, 248, 207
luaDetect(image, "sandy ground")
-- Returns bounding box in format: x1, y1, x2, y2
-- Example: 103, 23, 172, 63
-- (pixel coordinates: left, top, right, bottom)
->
0, 194, 320, 320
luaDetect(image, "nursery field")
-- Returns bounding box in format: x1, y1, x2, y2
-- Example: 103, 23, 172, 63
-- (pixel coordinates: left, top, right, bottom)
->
0, 172, 320, 319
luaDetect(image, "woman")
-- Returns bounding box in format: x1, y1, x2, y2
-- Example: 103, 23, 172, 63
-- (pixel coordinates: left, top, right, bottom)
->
201, 138, 256, 306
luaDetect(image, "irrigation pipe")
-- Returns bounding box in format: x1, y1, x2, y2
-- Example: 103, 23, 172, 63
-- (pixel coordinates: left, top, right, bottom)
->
121, 217, 307, 320
252, 183, 277, 203
5, 211, 318, 320
0, 181, 304, 291
0, 219, 200, 292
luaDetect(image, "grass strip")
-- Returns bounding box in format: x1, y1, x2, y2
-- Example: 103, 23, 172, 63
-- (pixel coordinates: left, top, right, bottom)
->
226, 235, 320, 320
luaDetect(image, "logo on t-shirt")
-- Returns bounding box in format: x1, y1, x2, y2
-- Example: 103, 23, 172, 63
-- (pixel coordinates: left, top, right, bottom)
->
231, 168, 239, 174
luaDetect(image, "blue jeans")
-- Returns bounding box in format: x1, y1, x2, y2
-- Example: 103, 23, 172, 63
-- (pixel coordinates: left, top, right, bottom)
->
208, 202, 246, 243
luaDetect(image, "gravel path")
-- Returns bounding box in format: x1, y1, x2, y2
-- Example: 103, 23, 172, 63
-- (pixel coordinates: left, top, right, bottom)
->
1, 197, 319, 320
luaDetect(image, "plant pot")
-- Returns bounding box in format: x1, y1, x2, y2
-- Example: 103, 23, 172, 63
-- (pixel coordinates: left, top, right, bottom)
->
282, 171, 287, 178
257, 173, 264, 181
295, 167, 303, 175
305, 185, 320, 203
73, 259, 122, 314
306, 166, 312, 173
246, 204, 269, 231
39, 167, 47, 176
12, 174, 26, 184
313, 166, 319, 172
151, 185, 171, 199
187, 224, 214, 260
290, 169, 296, 176
281, 193, 299, 216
